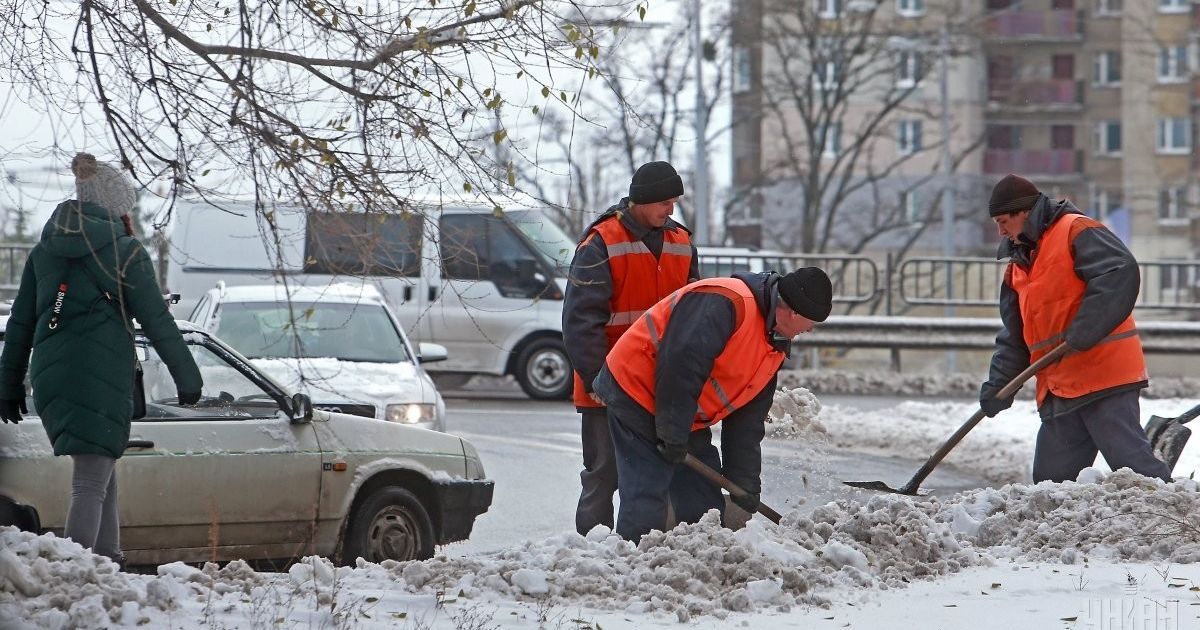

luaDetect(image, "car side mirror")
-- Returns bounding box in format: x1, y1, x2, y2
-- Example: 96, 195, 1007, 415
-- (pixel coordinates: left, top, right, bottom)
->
417, 342, 448, 364
290, 392, 314, 424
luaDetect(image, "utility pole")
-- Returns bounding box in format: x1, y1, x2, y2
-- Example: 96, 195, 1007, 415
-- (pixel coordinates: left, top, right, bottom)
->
691, 0, 709, 245
938, 25, 958, 371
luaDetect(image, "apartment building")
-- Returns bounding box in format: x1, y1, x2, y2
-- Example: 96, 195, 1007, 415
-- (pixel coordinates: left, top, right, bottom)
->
729, 0, 1200, 267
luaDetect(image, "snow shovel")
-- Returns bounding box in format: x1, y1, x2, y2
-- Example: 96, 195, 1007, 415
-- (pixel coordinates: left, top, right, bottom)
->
683, 454, 783, 524
1145, 402, 1200, 474
844, 342, 1070, 496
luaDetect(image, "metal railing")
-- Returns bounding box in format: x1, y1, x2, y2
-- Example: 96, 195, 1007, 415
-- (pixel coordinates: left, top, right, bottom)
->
0, 244, 32, 295
896, 256, 1200, 311
698, 253, 879, 305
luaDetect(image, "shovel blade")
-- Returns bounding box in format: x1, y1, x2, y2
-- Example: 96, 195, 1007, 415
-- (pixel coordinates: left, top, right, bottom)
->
842, 480, 925, 496
1151, 421, 1192, 474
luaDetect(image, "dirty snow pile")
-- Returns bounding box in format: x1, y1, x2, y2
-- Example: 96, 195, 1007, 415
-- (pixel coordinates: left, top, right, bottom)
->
763, 386, 827, 439
9, 468, 1200, 627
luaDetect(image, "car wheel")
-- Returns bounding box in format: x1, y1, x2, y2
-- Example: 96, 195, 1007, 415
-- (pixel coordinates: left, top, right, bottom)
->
515, 338, 571, 400
342, 487, 435, 564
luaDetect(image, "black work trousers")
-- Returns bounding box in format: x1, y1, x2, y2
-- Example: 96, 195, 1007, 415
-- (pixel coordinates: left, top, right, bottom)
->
576, 407, 618, 535
1033, 389, 1172, 483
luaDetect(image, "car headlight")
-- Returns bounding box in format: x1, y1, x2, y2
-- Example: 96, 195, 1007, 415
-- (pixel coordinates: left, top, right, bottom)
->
385, 403, 437, 424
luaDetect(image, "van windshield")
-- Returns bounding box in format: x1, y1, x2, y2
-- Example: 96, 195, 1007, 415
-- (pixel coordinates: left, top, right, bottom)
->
507, 210, 576, 273
214, 301, 411, 364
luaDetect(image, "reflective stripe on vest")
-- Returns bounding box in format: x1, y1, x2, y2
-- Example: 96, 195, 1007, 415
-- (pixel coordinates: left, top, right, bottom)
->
605, 278, 784, 430
1007, 213, 1146, 405
570, 213, 693, 408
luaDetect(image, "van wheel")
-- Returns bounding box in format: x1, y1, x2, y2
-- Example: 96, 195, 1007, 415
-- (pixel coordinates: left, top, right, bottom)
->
515, 338, 572, 400
341, 487, 435, 564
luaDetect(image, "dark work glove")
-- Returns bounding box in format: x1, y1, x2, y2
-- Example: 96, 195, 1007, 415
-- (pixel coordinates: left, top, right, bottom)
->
979, 383, 1014, 418
730, 492, 760, 514
0, 398, 27, 424
656, 442, 688, 465
178, 391, 202, 405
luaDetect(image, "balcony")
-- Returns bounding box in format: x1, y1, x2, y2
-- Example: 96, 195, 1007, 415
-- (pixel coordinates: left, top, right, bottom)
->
984, 10, 1082, 40
988, 79, 1082, 108
983, 149, 1081, 176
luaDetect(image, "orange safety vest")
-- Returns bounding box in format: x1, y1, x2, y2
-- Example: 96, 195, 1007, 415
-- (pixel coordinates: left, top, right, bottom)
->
1007, 213, 1146, 405
572, 214, 693, 408
605, 278, 785, 430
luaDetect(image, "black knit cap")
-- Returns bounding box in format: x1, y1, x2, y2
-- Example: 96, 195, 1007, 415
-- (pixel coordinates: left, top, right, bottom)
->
777, 267, 833, 322
628, 161, 685, 204
988, 174, 1041, 217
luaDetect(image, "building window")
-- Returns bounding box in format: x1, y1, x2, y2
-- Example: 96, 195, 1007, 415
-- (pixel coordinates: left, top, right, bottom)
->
896, 50, 922, 89
1157, 45, 1189, 82
1157, 118, 1192, 154
901, 189, 921, 223
1094, 0, 1121, 15
816, 0, 842, 18
1090, 190, 1122, 220
733, 46, 752, 94
1094, 121, 1121, 155
897, 119, 923, 155
818, 122, 841, 157
1159, 186, 1189, 222
1092, 51, 1121, 86
896, 0, 925, 17
813, 60, 838, 91
1158, 0, 1189, 13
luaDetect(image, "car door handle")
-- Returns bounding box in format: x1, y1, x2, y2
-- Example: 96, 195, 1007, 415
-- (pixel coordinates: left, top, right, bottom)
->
403, 285, 413, 302
126, 439, 155, 449
428, 285, 438, 302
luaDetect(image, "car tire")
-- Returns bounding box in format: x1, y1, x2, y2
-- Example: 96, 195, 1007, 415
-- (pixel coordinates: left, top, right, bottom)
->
342, 487, 435, 564
514, 337, 571, 400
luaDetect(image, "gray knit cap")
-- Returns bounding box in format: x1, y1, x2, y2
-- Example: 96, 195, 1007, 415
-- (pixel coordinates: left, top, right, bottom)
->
71, 153, 135, 218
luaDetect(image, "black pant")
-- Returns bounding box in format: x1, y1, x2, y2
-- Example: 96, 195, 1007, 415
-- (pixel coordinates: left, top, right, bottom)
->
576, 408, 619, 535
1033, 389, 1172, 483
607, 405, 724, 542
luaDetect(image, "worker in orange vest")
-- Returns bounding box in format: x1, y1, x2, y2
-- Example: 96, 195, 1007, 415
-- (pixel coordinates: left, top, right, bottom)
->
563, 161, 698, 536
592, 268, 832, 541
980, 174, 1170, 483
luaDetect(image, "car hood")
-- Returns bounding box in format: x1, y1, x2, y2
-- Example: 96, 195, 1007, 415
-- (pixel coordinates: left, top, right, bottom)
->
248, 357, 437, 407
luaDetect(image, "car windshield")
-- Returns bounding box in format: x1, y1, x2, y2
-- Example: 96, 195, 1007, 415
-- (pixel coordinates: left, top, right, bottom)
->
141, 340, 280, 418
214, 301, 411, 363
507, 210, 576, 273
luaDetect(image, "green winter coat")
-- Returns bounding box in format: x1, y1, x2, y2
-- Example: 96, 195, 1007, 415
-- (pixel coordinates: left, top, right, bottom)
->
0, 200, 203, 459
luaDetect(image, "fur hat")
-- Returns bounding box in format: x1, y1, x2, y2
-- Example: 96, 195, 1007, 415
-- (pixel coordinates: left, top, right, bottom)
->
988, 174, 1041, 217
71, 153, 136, 219
628, 161, 685, 204
777, 267, 833, 322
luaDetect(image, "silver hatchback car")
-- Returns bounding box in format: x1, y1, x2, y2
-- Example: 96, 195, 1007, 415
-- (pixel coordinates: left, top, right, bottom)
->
0, 320, 493, 566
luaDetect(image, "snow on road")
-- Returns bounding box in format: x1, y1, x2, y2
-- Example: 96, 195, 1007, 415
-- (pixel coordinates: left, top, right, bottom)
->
4, 388, 1200, 628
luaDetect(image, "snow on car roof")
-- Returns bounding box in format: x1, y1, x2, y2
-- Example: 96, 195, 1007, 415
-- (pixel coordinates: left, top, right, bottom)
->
217, 282, 387, 304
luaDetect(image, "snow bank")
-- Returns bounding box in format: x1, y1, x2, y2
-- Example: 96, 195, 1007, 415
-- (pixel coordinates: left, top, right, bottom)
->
6, 470, 1200, 625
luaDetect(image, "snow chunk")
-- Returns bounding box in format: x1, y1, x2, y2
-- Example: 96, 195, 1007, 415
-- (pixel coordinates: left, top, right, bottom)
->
821, 540, 869, 571
1076, 467, 1106, 484
510, 568, 549, 595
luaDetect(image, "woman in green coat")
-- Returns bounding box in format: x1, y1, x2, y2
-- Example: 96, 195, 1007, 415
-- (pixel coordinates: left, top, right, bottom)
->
0, 153, 203, 566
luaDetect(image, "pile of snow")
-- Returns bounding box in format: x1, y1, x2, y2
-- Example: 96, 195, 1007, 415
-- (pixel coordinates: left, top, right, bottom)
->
764, 386, 826, 439
9, 470, 1200, 626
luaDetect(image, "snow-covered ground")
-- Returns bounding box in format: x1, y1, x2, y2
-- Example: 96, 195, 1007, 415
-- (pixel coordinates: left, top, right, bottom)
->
5, 389, 1200, 629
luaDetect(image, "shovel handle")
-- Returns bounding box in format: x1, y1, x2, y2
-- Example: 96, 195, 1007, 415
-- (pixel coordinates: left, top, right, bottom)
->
898, 342, 1069, 494
683, 454, 783, 524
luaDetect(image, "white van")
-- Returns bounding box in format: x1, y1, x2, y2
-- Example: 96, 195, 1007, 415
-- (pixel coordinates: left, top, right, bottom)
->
168, 201, 576, 400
